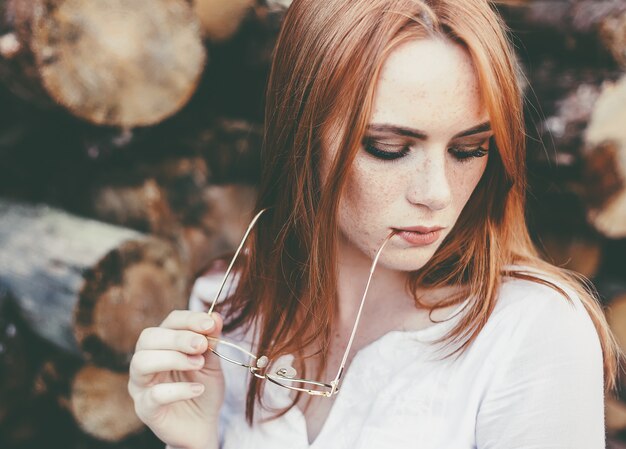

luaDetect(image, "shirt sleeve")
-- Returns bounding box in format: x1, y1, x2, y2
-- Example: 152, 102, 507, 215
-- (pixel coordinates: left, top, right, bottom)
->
475, 289, 606, 449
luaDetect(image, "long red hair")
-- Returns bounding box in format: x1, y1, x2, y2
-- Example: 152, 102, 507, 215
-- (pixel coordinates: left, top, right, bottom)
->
218, 0, 621, 423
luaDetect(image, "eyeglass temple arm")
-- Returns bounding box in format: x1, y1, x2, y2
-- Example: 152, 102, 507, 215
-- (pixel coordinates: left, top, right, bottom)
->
207, 208, 267, 316
330, 231, 395, 387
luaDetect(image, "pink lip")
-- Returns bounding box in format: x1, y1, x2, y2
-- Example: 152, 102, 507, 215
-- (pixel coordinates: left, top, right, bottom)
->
392, 226, 445, 246
394, 225, 445, 233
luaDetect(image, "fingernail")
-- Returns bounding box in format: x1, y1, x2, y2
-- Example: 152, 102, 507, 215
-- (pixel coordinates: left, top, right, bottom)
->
201, 317, 215, 331
191, 383, 204, 394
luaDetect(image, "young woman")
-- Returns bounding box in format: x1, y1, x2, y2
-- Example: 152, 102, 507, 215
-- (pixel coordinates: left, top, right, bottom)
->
128, 0, 621, 448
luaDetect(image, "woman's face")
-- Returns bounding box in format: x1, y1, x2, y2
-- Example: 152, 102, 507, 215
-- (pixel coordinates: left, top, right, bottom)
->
323, 37, 493, 272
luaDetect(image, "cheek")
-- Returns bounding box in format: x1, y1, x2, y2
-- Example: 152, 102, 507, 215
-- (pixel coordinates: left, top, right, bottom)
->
339, 159, 400, 222
449, 158, 488, 211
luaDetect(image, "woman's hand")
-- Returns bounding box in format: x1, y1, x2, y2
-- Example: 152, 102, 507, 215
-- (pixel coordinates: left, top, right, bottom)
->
128, 310, 225, 449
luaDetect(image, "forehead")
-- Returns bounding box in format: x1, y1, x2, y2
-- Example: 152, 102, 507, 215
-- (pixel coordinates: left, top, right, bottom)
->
370, 37, 488, 137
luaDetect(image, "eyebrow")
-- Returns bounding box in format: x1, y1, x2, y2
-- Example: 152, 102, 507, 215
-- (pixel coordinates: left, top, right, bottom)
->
366, 121, 492, 139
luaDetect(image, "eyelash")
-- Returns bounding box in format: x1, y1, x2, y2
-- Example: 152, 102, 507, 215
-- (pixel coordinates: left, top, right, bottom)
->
363, 141, 490, 163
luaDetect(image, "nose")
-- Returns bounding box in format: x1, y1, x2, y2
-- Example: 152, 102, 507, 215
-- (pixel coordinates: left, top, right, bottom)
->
405, 150, 452, 211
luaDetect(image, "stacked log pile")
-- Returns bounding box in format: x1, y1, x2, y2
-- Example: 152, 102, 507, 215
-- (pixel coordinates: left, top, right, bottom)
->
0, 0, 625, 447
0, 0, 280, 446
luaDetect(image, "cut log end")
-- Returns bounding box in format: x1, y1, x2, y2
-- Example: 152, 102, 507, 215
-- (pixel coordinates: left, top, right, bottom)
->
70, 365, 143, 442
30, 0, 206, 126
93, 262, 182, 355
75, 238, 188, 368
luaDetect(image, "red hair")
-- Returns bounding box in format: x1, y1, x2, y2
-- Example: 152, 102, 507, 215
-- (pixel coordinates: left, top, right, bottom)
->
218, 0, 621, 423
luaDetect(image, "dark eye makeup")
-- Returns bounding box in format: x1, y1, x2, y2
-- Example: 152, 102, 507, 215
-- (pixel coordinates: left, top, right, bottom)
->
362, 136, 492, 163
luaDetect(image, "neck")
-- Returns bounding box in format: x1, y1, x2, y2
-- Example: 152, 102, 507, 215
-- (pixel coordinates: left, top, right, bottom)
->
334, 234, 413, 333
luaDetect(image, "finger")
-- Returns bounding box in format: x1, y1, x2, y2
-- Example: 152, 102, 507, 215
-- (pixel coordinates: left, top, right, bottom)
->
129, 349, 207, 387
198, 339, 225, 373
135, 327, 213, 355
159, 310, 223, 335
137, 381, 206, 420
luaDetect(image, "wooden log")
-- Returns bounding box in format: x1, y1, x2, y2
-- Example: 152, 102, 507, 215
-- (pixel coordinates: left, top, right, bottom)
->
91, 178, 176, 236
193, 0, 256, 42
68, 364, 144, 441
89, 156, 211, 237
0, 198, 189, 369
0, 0, 206, 127
581, 75, 626, 238
87, 116, 263, 233
90, 161, 257, 278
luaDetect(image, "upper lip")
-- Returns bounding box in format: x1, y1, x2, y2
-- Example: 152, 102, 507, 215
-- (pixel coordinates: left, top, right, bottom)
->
393, 225, 445, 233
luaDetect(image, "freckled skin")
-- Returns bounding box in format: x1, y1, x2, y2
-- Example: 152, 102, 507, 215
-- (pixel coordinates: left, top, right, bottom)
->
323, 37, 490, 274
299, 38, 493, 439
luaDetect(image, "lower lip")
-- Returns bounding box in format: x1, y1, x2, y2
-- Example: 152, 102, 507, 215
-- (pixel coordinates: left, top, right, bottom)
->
394, 229, 442, 246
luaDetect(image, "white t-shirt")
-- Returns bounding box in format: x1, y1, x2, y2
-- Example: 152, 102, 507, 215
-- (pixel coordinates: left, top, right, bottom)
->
187, 268, 605, 449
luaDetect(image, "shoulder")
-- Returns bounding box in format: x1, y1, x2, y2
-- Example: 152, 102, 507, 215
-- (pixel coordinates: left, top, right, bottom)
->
485, 265, 602, 367
493, 265, 590, 323
475, 266, 606, 447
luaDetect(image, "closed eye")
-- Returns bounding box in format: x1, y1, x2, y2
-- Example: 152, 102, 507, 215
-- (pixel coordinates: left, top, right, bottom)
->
363, 142, 409, 160
448, 145, 489, 162
362, 138, 491, 162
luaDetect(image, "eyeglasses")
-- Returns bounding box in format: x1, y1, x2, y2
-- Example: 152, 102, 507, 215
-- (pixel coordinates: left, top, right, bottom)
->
205, 208, 394, 398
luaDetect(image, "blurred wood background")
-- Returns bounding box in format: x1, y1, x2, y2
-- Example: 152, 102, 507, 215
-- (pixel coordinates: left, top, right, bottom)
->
0, 0, 625, 447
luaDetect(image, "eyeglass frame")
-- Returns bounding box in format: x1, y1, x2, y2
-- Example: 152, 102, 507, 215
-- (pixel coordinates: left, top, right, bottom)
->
205, 208, 395, 397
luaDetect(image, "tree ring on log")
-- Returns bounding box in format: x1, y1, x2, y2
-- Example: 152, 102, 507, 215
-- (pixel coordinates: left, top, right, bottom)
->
29, 0, 207, 126
75, 237, 188, 369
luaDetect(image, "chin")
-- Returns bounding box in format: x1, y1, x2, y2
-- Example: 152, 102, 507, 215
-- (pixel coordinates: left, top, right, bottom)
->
377, 249, 435, 273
